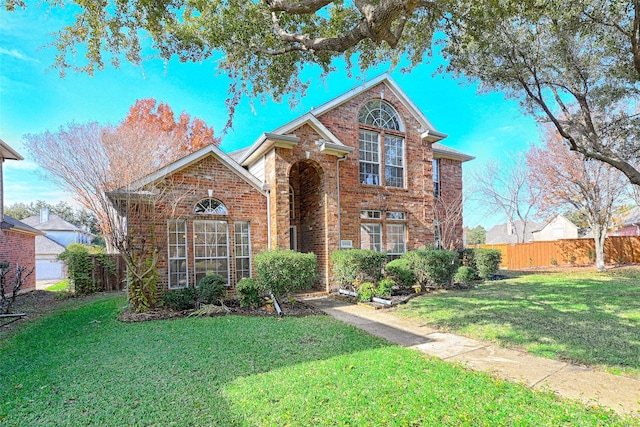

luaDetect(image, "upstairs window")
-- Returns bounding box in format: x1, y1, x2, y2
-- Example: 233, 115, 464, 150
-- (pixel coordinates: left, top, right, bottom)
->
433, 159, 440, 198
359, 99, 401, 130
358, 99, 405, 188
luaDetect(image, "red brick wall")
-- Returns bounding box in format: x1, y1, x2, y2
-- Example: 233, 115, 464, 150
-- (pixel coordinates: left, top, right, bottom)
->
317, 82, 438, 251
0, 229, 37, 291
126, 154, 268, 290
435, 158, 464, 249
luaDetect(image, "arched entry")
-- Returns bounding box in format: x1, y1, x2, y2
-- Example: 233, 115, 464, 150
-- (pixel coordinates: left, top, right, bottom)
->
289, 159, 325, 268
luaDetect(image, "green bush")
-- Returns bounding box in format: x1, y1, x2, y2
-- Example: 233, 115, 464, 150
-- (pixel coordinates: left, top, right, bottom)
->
376, 278, 395, 299
162, 287, 198, 311
474, 249, 502, 279
331, 249, 386, 288
236, 278, 262, 308
454, 266, 477, 285
197, 274, 227, 305
384, 258, 416, 289
255, 249, 317, 298
58, 243, 97, 296
402, 250, 459, 288
357, 282, 376, 302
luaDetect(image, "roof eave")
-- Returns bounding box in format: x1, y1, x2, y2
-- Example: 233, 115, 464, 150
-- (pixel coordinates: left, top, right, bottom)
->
241, 133, 300, 166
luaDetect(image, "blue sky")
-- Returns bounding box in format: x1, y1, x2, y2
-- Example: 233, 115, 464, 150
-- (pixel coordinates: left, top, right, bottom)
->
1, 3, 541, 229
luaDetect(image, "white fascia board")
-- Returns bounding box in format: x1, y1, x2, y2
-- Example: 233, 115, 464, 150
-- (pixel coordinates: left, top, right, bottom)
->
310, 73, 445, 137
241, 133, 300, 166
0, 138, 24, 160
310, 73, 391, 117
319, 141, 354, 157
421, 129, 449, 142
432, 144, 475, 163
126, 144, 267, 195
271, 114, 343, 146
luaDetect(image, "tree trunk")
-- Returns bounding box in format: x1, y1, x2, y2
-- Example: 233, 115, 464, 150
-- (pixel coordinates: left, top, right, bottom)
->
592, 224, 607, 272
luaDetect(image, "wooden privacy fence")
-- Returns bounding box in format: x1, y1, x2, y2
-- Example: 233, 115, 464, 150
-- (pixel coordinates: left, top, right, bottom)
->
90, 254, 126, 291
473, 236, 640, 270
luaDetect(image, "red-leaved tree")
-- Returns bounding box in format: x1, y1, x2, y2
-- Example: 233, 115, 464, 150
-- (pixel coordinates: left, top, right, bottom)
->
120, 98, 219, 156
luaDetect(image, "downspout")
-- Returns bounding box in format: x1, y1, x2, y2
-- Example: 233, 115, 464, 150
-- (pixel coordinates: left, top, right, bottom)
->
262, 182, 271, 249
336, 155, 348, 244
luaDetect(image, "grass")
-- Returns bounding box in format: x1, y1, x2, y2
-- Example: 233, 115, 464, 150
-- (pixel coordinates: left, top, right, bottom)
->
1, 295, 636, 426
393, 267, 640, 377
44, 279, 70, 292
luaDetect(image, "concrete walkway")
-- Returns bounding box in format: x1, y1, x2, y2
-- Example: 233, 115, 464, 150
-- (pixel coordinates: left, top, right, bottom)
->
304, 296, 640, 417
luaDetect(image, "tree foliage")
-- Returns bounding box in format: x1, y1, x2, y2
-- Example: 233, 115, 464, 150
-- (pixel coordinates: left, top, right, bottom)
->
526, 126, 628, 271
441, 0, 640, 186
5, 1, 640, 181
465, 225, 486, 245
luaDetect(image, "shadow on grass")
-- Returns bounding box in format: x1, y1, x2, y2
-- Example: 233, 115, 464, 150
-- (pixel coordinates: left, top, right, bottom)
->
0, 295, 392, 426
395, 274, 640, 374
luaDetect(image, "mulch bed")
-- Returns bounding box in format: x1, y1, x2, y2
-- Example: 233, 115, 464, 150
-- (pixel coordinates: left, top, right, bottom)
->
118, 297, 325, 322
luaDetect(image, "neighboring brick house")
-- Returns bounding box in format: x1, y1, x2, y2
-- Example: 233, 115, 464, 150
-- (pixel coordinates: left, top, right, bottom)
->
112, 74, 473, 292
0, 139, 43, 291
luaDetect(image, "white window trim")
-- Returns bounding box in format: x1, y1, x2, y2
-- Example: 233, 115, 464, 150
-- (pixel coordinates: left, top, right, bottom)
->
433, 159, 441, 198
359, 130, 381, 185
360, 223, 383, 252
235, 221, 252, 281
193, 220, 231, 285
167, 219, 188, 289
384, 135, 405, 189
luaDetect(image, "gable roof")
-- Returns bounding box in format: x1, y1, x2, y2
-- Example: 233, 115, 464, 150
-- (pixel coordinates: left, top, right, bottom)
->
116, 143, 267, 196
238, 113, 354, 166
238, 73, 466, 167
310, 73, 447, 142
36, 235, 66, 255
22, 214, 87, 233
486, 219, 541, 244
0, 138, 23, 160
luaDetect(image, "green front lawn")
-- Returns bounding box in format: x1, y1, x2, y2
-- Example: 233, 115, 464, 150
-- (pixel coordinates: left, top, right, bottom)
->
394, 267, 640, 377
0, 295, 634, 426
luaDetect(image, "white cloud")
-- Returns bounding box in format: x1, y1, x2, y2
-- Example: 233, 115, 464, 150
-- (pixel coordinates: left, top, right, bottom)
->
0, 47, 39, 63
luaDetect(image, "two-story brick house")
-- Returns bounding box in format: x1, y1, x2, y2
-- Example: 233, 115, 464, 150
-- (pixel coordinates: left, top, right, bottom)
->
113, 74, 473, 292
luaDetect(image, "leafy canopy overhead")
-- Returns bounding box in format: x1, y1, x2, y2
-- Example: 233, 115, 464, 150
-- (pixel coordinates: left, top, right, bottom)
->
5, 0, 640, 184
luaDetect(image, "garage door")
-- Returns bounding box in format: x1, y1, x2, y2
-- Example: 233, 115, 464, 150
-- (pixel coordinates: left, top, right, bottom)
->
36, 260, 64, 280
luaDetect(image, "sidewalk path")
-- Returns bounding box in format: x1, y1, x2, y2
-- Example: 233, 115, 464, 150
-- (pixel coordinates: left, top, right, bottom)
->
304, 296, 640, 417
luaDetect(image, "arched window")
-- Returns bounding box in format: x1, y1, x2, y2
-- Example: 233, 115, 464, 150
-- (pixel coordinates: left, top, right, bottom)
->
194, 198, 228, 215
357, 99, 405, 188
358, 99, 402, 131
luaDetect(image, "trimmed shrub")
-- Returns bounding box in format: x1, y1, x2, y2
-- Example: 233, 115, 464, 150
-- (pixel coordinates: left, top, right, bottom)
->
236, 278, 262, 308
458, 248, 477, 270
58, 243, 97, 296
384, 258, 416, 289
402, 250, 459, 288
454, 266, 476, 286
162, 287, 197, 311
197, 274, 227, 305
358, 282, 376, 302
474, 249, 502, 279
254, 249, 317, 298
331, 249, 386, 289
376, 278, 395, 299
